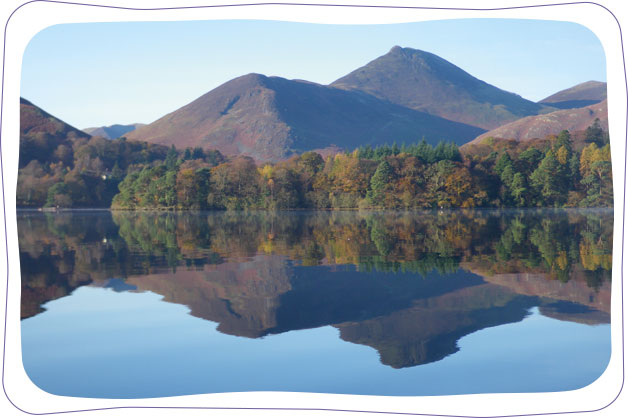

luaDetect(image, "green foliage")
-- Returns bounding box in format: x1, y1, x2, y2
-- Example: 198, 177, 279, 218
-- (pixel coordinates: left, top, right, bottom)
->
18, 134, 224, 208
45, 182, 71, 207
165, 145, 179, 171
108, 124, 611, 211
207, 157, 262, 210
19, 121, 613, 210
356, 140, 461, 163
580, 143, 613, 207
367, 161, 393, 206
494, 152, 513, 176
585, 118, 609, 146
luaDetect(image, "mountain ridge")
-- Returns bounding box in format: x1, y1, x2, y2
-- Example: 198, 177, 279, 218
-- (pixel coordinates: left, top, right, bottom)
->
330, 46, 554, 130
126, 72, 486, 162
20, 98, 90, 140
469, 99, 608, 144
22, 47, 608, 164
83, 123, 145, 139
539, 80, 607, 109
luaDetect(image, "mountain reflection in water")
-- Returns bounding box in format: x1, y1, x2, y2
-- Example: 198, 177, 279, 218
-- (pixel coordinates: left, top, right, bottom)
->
19, 209, 612, 371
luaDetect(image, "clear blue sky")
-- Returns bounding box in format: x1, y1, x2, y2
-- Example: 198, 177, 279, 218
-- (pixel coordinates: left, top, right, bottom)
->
20, 18, 606, 129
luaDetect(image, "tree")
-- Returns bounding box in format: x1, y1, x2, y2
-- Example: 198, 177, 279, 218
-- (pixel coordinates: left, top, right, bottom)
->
444, 166, 475, 207
367, 160, 393, 207
494, 152, 513, 176
580, 144, 612, 207
45, 182, 72, 207
165, 145, 179, 171
515, 147, 543, 176
176, 168, 210, 209
298, 152, 324, 176
510, 173, 528, 207
208, 157, 261, 209
530, 150, 565, 206
555, 130, 573, 152
585, 118, 608, 146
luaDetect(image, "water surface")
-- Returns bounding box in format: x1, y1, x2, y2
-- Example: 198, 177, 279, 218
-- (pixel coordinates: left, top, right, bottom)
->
19, 209, 612, 398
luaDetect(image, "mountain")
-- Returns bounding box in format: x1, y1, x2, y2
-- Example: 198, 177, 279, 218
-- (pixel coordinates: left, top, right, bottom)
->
20, 98, 89, 141
331, 46, 552, 130
539, 81, 607, 109
126, 73, 485, 162
19, 98, 90, 168
83, 123, 145, 139
469, 99, 608, 144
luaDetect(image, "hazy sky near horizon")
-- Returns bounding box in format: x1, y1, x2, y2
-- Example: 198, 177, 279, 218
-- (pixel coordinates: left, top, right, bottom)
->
21, 18, 606, 129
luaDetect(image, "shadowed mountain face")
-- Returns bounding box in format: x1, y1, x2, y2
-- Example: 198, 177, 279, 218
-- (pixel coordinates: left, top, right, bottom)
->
539, 81, 607, 109
83, 123, 145, 139
19, 210, 612, 369
470, 99, 608, 143
126, 73, 485, 162
19, 98, 90, 168
331, 46, 551, 130
20, 98, 89, 140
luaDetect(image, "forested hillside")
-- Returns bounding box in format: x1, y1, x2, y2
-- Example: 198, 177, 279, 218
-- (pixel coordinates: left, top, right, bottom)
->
111, 125, 612, 210
18, 98, 612, 210
17, 133, 224, 208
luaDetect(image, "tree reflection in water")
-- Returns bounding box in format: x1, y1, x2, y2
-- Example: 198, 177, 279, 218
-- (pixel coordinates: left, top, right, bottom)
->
18, 209, 612, 368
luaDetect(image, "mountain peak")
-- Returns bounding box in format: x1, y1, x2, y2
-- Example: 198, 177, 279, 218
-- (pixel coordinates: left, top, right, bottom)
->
331, 47, 546, 130
384, 46, 438, 65
539, 81, 607, 109
127, 71, 485, 162
224, 72, 268, 88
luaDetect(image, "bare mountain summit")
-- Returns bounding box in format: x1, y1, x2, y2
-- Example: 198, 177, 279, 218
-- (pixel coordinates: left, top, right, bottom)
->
539, 80, 607, 109
331, 46, 553, 130
126, 73, 485, 162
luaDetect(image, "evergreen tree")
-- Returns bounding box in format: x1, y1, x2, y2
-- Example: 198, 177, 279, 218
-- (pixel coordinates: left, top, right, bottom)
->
585, 118, 608, 146
510, 173, 528, 207
367, 160, 393, 206
494, 152, 513, 176
165, 145, 178, 171
530, 150, 565, 206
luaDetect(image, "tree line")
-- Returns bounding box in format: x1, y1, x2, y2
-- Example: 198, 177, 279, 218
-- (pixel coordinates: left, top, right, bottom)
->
17, 120, 612, 209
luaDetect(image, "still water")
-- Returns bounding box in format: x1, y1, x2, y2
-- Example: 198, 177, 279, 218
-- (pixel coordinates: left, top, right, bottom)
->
18, 209, 612, 398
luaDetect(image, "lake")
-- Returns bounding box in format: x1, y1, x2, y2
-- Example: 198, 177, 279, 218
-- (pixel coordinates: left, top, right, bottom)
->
18, 209, 612, 398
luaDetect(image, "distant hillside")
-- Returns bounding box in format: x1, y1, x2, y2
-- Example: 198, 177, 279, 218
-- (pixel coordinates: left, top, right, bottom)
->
539, 81, 607, 109
126, 73, 485, 162
83, 123, 145, 139
20, 98, 89, 141
19, 98, 90, 168
469, 99, 608, 144
331, 46, 552, 130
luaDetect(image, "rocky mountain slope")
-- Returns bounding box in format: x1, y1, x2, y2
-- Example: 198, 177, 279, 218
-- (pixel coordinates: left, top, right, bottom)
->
331, 46, 552, 130
126, 73, 485, 162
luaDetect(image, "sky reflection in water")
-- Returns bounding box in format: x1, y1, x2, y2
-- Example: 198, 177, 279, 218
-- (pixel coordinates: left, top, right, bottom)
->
19, 209, 612, 398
